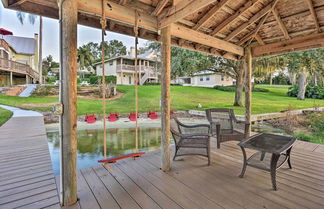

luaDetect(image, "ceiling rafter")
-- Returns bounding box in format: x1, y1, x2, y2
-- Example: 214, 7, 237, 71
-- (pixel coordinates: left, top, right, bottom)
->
151, 0, 169, 16
211, 0, 262, 36
158, 0, 215, 29
304, 0, 321, 32
272, 7, 290, 39
255, 34, 265, 45
225, 0, 280, 41
119, 0, 128, 5
192, 0, 231, 31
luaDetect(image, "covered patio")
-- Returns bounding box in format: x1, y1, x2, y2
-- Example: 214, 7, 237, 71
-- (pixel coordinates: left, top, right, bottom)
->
1, 0, 324, 208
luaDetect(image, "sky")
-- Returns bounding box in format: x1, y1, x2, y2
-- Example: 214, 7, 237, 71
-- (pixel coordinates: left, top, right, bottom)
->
0, 3, 147, 61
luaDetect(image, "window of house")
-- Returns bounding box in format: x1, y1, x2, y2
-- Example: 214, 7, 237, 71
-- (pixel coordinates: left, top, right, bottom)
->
200, 77, 203, 81
206, 76, 210, 81
109, 62, 113, 66
221, 76, 224, 81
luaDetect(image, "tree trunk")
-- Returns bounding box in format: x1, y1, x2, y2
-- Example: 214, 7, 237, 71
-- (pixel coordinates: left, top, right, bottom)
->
297, 68, 308, 100
234, 66, 244, 107
38, 16, 43, 84
289, 72, 296, 85
269, 72, 273, 85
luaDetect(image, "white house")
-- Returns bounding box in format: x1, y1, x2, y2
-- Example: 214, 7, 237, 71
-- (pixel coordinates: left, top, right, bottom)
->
174, 70, 235, 87
94, 47, 160, 85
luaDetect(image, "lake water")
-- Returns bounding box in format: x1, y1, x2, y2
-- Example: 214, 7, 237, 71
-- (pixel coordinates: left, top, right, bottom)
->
47, 127, 162, 175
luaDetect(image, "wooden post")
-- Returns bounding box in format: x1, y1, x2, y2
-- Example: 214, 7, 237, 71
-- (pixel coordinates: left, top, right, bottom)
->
59, 0, 78, 206
10, 72, 13, 86
120, 58, 123, 85
161, 25, 171, 171
244, 46, 252, 136
25, 75, 28, 84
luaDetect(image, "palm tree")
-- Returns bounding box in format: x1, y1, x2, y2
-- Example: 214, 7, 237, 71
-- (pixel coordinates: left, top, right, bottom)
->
16, 12, 43, 84
77, 45, 94, 77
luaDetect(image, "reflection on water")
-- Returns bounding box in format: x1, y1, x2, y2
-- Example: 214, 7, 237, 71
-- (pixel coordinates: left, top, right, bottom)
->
252, 121, 288, 136
47, 127, 162, 175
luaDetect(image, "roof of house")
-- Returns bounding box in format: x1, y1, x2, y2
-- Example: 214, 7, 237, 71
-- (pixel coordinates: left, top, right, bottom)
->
193, 70, 219, 76
1, 35, 36, 55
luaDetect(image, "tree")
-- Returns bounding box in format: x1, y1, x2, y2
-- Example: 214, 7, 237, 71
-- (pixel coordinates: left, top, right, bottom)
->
285, 49, 324, 100
253, 55, 286, 85
16, 12, 43, 84
77, 44, 94, 70
42, 55, 59, 78
208, 57, 244, 106
142, 41, 213, 78
99, 40, 127, 58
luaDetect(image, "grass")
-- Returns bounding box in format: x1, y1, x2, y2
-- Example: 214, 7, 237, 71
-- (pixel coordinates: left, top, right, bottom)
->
293, 112, 324, 145
0, 85, 324, 116
0, 107, 13, 126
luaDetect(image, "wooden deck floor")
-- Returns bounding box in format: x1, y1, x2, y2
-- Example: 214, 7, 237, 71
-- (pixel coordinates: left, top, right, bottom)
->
67, 139, 324, 209
0, 116, 60, 209
1, 115, 324, 209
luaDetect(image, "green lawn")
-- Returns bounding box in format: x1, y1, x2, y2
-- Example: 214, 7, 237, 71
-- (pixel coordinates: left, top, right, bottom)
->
0, 107, 13, 126
0, 85, 323, 115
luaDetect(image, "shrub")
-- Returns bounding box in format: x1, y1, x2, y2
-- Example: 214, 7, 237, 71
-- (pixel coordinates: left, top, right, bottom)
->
213, 85, 269, 92
89, 75, 116, 85
287, 84, 324, 99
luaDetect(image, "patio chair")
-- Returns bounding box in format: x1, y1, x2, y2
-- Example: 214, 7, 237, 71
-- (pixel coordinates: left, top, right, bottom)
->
170, 117, 211, 165
205, 108, 250, 149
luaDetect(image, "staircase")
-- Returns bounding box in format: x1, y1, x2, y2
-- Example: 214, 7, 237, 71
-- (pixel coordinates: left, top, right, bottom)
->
140, 71, 149, 85
19, 84, 37, 97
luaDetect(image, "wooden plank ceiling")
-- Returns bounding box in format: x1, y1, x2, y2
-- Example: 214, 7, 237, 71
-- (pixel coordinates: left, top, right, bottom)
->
2, 0, 324, 59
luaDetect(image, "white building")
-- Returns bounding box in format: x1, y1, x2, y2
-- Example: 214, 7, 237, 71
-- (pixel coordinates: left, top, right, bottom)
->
94, 48, 160, 85
174, 70, 235, 87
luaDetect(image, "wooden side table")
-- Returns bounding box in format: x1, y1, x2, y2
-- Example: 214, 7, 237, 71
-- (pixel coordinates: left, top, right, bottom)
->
238, 133, 296, 190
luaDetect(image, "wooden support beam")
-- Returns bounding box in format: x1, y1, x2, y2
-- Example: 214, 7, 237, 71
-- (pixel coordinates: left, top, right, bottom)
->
244, 46, 252, 136
252, 32, 324, 57
161, 25, 171, 172
272, 7, 290, 39
193, 0, 230, 30
119, 0, 128, 5
255, 34, 265, 45
305, 0, 321, 32
225, 0, 279, 41
59, 0, 78, 206
152, 0, 169, 16
158, 0, 215, 29
8, 0, 28, 7
78, 0, 158, 32
10, 72, 13, 86
211, 0, 261, 36
170, 24, 244, 56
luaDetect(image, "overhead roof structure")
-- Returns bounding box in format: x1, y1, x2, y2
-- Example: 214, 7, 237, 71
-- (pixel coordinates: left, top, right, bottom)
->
2, 0, 323, 60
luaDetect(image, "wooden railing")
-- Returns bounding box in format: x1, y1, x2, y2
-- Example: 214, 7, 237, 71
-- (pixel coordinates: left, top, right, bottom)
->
0, 57, 39, 80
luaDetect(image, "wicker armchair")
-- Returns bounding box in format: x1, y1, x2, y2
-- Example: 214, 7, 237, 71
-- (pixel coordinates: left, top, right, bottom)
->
170, 117, 211, 165
205, 108, 250, 149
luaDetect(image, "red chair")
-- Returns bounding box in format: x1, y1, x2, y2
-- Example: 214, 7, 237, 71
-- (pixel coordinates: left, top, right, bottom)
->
148, 111, 158, 120
85, 114, 96, 124
108, 113, 119, 122
129, 113, 138, 121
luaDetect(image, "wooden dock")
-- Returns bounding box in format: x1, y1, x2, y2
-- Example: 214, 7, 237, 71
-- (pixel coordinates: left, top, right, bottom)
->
0, 116, 60, 209
68, 140, 324, 209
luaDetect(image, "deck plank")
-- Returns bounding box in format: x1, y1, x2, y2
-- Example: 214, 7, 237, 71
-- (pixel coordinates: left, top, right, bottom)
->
0, 116, 60, 209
